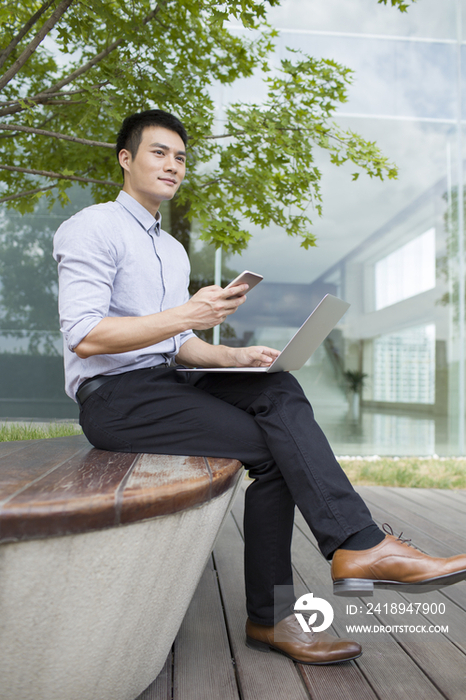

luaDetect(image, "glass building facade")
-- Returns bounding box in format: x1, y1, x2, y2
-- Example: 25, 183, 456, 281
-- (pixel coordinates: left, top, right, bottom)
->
2, 0, 466, 456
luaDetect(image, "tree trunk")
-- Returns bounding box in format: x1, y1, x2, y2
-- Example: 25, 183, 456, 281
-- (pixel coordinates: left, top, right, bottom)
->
169, 196, 191, 255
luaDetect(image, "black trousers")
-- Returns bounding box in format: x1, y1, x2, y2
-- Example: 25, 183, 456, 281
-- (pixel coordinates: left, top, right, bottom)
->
79, 366, 375, 625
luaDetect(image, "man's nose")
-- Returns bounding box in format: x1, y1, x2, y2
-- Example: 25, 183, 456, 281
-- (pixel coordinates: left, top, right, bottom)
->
164, 154, 178, 171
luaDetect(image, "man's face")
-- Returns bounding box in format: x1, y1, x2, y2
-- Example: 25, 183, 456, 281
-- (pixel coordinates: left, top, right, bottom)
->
119, 125, 186, 214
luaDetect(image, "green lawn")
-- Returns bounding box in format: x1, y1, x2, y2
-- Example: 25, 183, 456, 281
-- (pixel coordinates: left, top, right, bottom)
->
339, 457, 466, 490
0, 422, 82, 442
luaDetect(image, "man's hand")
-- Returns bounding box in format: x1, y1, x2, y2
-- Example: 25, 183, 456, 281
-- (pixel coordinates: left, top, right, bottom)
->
230, 346, 281, 368
175, 337, 280, 369
183, 283, 248, 330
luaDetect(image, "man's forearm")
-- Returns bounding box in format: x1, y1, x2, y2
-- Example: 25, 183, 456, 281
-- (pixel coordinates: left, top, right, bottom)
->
176, 337, 280, 369
74, 283, 249, 359
175, 336, 235, 367
74, 308, 190, 358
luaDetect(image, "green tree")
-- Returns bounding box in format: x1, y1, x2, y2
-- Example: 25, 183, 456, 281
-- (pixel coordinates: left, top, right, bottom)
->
0, 0, 414, 253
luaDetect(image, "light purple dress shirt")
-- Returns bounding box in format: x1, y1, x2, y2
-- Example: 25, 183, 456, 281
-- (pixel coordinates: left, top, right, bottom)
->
53, 190, 195, 400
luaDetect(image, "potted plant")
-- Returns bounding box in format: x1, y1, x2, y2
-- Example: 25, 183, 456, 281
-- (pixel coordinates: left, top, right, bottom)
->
344, 370, 368, 420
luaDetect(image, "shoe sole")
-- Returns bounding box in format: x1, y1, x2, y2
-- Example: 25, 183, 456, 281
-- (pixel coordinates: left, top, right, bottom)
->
245, 635, 362, 665
333, 569, 466, 597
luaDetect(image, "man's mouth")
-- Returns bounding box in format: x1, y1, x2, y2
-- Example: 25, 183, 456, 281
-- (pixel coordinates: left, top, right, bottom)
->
159, 177, 177, 185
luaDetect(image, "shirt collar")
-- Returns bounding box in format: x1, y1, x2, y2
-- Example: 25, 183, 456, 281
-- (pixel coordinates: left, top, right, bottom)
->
116, 190, 162, 236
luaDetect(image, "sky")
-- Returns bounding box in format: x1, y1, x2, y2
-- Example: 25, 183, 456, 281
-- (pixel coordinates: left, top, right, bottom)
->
265, 0, 459, 40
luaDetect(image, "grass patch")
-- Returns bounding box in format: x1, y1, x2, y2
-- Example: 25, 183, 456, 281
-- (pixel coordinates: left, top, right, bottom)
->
339, 457, 466, 490
0, 422, 82, 442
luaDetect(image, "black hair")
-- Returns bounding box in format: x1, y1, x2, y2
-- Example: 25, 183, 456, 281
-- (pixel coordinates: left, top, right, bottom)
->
115, 109, 188, 171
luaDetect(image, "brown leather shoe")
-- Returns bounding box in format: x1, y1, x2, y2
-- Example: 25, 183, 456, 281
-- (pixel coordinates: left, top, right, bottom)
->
332, 533, 466, 596
245, 614, 362, 664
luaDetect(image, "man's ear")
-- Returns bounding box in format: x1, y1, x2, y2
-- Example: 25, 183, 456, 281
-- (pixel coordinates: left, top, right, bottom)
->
118, 148, 131, 174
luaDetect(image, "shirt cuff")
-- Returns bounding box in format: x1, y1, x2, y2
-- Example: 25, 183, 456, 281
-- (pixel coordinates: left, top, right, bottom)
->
63, 316, 103, 352
179, 329, 196, 346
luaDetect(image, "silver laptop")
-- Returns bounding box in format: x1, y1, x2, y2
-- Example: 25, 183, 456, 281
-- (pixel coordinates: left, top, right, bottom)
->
177, 294, 350, 373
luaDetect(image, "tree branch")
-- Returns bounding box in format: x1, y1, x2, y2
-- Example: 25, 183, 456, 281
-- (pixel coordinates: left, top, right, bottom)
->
0, 0, 75, 91
38, 2, 166, 97
0, 122, 115, 147
0, 93, 55, 118
202, 132, 238, 140
0, 0, 56, 71
38, 99, 87, 106
0, 163, 119, 187
202, 124, 338, 141
0, 3, 165, 119
0, 0, 54, 68
0, 183, 58, 203
0, 81, 109, 106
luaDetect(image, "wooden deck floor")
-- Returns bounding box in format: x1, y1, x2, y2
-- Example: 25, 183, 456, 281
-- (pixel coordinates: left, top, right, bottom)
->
136, 481, 466, 700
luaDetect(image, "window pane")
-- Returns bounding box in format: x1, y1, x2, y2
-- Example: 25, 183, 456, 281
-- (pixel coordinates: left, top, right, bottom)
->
372, 325, 436, 404
375, 228, 436, 310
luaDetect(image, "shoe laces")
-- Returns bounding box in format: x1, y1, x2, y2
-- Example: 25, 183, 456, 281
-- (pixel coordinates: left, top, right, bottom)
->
382, 523, 414, 547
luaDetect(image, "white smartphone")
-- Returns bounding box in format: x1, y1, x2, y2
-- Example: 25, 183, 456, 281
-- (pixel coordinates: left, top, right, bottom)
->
224, 270, 263, 296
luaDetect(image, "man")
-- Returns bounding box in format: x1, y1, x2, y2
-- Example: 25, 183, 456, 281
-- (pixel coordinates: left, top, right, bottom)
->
54, 109, 466, 665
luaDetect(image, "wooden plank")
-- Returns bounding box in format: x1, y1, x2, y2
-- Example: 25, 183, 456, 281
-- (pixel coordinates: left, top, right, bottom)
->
120, 454, 211, 524
356, 486, 466, 553
427, 488, 466, 514
431, 488, 466, 507
0, 438, 43, 458
0, 447, 138, 542
173, 557, 239, 700
214, 515, 310, 700
205, 456, 243, 499
0, 435, 89, 506
135, 653, 172, 700
385, 487, 466, 531
298, 663, 378, 700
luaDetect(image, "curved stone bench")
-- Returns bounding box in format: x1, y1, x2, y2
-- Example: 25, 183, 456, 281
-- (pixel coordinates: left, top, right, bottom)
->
0, 434, 243, 700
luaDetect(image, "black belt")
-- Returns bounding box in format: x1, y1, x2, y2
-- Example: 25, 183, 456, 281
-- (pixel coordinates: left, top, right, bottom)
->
76, 375, 113, 406
76, 364, 171, 407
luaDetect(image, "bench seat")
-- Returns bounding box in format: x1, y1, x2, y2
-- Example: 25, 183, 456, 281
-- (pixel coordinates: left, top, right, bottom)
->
0, 434, 243, 700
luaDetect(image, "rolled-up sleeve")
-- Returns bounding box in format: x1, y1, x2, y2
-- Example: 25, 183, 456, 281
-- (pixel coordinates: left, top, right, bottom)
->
53, 211, 117, 352
180, 328, 195, 346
